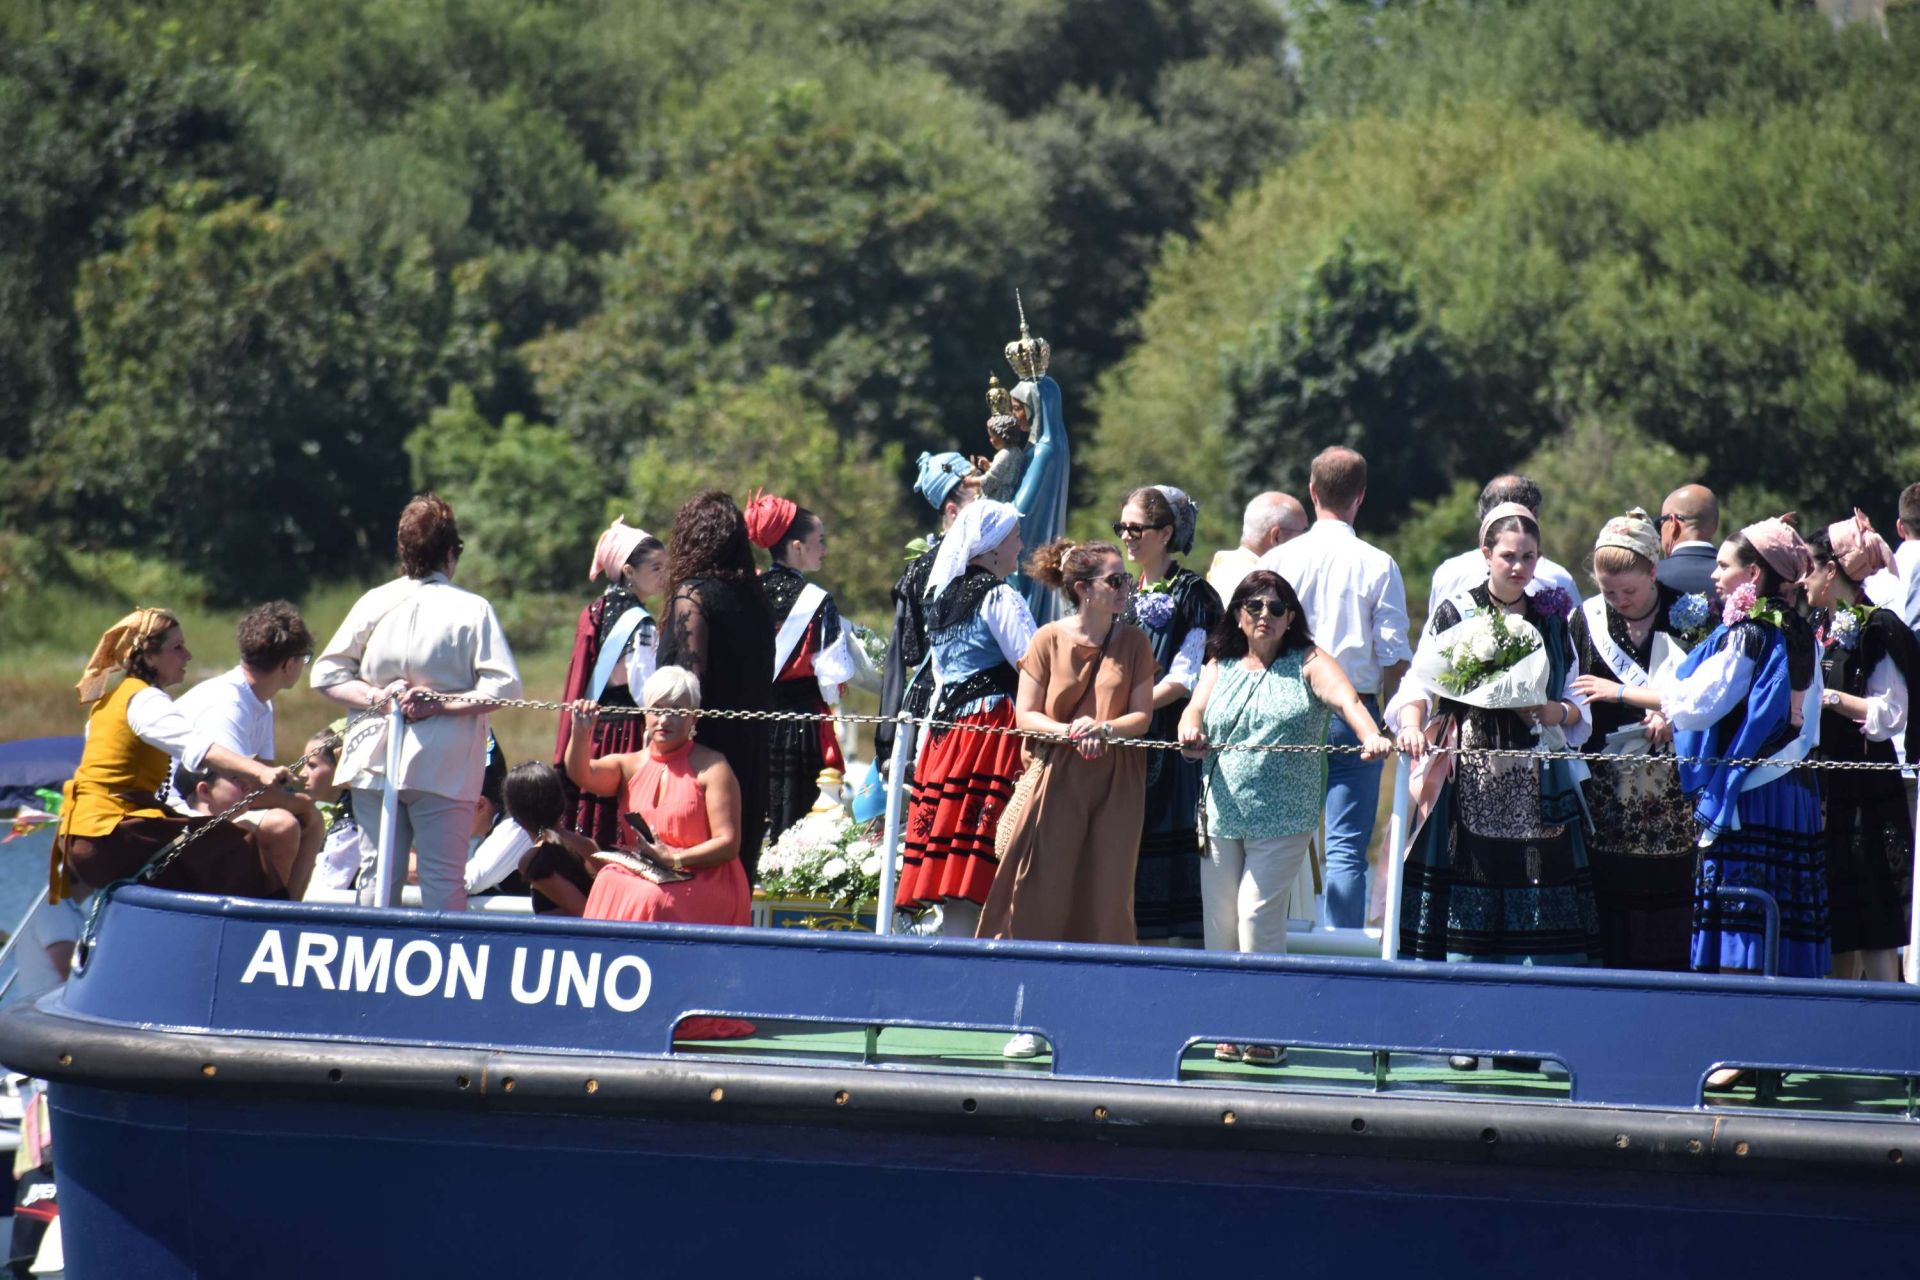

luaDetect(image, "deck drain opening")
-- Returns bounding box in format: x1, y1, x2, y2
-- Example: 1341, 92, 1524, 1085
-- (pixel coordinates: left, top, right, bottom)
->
1613, 1133, 1629, 1149
1092, 1106, 1110, 1121
56, 1053, 71, 1068
584, 1078, 599, 1094
834, 1090, 850, 1106
1222, 1111, 1237, 1126
327, 1068, 343, 1083
501, 1076, 516, 1093
1891, 1149, 1904, 1164
456, 1075, 471, 1090
1480, 1127, 1498, 1145
201, 1063, 217, 1078
709, 1087, 725, 1103
961, 1098, 978, 1114
1350, 1118, 1366, 1133
1734, 1141, 1750, 1157
1687, 1139, 1703, 1155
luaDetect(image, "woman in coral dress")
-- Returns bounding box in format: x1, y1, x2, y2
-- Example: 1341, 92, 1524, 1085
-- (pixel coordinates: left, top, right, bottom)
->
565, 665, 750, 927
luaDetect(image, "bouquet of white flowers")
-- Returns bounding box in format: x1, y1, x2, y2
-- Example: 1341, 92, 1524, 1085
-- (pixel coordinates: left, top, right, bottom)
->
758, 809, 888, 908
1412, 609, 1551, 711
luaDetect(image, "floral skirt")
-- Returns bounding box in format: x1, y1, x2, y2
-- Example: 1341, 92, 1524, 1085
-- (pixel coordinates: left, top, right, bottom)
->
1399, 751, 1599, 966
1692, 774, 1828, 978
1584, 754, 1696, 972
898, 703, 1024, 908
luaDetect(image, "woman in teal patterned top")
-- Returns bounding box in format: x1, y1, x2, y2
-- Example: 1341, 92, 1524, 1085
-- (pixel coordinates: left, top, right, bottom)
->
1179, 571, 1392, 1064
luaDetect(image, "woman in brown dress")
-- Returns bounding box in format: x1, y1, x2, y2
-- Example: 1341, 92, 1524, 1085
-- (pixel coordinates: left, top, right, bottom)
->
979, 540, 1157, 950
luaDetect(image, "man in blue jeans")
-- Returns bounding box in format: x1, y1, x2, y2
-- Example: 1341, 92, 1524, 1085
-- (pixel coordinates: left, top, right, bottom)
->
1262, 447, 1412, 927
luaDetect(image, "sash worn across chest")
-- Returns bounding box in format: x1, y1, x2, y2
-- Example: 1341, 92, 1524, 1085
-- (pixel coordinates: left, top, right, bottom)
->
1581, 596, 1682, 689
589, 605, 651, 702
772, 583, 827, 678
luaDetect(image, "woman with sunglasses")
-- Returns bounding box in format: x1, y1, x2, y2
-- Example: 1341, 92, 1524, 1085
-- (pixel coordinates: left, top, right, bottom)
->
979, 539, 1157, 967
1178, 572, 1390, 1063
1113, 485, 1224, 945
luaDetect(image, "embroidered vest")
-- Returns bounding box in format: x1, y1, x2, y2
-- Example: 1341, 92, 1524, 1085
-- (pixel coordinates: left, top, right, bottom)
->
61, 677, 173, 840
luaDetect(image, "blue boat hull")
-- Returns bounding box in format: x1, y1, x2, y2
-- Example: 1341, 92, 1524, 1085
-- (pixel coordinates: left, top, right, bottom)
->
8, 887, 1920, 1275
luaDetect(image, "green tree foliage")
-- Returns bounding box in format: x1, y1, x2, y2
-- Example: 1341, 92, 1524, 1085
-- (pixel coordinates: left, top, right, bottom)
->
527, 60, 1054, 467
1219, 236, 1512, 522
1083, 104, 1584, 550
407, 386, 605, 596
625, 370, 914, 620
0, 9, 268, 466
49, 185, 452, 597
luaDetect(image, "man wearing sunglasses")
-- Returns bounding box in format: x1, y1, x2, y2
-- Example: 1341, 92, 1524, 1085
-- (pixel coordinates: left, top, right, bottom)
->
1260, 447, 1412, 929
1653, 483, 1719, 602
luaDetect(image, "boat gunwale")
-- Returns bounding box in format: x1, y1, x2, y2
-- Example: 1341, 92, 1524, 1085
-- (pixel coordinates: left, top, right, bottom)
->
9, 998, 1920, 1189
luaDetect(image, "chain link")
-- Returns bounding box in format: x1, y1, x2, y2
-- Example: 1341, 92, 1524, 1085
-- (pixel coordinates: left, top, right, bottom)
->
71, 697, 395, 972
419, 688, 1910, 773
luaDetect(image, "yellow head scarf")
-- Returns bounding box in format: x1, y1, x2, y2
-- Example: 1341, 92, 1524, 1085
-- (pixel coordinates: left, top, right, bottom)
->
76, 608, 178, 704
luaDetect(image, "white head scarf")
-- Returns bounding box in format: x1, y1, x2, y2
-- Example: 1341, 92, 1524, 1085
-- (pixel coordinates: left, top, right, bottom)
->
926, 499, 1022, 599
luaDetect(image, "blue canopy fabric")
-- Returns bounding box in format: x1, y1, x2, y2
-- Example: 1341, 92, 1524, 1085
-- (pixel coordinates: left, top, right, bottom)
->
0, 737, 84, 810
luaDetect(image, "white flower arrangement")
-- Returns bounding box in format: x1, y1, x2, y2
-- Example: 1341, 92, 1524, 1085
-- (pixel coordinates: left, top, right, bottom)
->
760, 808, 889, 908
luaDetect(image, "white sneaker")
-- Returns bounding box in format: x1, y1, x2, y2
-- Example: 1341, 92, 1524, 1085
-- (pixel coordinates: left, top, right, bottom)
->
1002, 1033, 1043, 1059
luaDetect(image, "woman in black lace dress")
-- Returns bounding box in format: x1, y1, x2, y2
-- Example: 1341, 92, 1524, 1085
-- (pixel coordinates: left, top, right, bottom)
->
657, 491, 776, 880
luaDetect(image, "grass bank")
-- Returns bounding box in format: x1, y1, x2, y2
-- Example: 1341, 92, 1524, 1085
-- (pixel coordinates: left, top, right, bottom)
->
2, 567, 572, 771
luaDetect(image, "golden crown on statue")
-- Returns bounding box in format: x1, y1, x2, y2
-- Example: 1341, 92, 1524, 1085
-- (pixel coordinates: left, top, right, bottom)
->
1003, 290, 1050, 381
986, 374, 1014, 417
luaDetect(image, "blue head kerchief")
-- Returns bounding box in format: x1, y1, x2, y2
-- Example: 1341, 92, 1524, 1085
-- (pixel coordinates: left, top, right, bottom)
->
914, 452, 977, 513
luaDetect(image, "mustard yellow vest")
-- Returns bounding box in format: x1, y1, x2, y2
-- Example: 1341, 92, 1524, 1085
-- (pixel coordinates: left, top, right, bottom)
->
53, 677, 174, 898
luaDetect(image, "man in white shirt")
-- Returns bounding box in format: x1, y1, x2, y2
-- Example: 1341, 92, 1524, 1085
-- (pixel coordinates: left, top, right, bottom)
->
1427, 475, 1580, 625
1864, 482, 1920, 640
1262, 447, 1413, 928
1207, 492, 1307, 600
170, 602, 308, 792
169, 601, 325, 894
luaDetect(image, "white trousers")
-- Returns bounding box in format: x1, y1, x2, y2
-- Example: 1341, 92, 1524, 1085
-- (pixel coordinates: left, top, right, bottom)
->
351, 786, 474, 912
1201, 833, 1312, 954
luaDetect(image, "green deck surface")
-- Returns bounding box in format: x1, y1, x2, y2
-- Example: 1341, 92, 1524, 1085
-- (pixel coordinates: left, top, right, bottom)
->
673, 1020, 1918, 1116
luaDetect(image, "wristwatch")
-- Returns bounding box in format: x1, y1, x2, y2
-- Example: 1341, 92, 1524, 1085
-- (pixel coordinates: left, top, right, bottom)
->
1821, 689, 1842, 709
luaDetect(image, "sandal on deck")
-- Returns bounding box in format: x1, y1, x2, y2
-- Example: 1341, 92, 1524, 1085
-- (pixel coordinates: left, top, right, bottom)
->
1214, 1043, 1244, 1063
1241, 1044, 1287, 1067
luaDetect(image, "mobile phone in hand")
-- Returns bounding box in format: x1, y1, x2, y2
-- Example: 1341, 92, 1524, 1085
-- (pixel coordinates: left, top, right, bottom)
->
623, 810, 656, 846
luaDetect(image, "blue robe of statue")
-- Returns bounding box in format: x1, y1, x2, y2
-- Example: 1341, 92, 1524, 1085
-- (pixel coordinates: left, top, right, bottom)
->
1004, 375, 1070, 626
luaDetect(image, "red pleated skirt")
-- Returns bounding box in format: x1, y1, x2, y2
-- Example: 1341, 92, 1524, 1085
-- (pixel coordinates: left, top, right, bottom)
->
897, 701, 1025, 908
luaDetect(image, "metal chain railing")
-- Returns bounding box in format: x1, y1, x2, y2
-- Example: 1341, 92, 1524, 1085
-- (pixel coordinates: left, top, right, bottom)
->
419, 688, 1911, 774
70, 697, 394, 972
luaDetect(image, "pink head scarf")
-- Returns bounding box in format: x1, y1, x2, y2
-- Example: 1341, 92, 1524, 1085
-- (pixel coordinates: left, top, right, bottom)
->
1827, 508, 1892, 583
590, 516, 650, 582
1478, 501, 1538, 547
1739, 515, 1814, 586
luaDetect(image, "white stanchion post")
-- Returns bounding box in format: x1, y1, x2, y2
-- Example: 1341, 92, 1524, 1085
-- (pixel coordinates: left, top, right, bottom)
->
374, 700, 406, 907
1379, 754, 1411, 961
1907, 777, 1920, 984
874, 715, 916, 938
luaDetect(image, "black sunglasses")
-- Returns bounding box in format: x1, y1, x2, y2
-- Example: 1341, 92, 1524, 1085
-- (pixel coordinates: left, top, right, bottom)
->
1112, 521, 1171, 538
1240, 598, 1289, 617
1087, 571, 1133, 591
